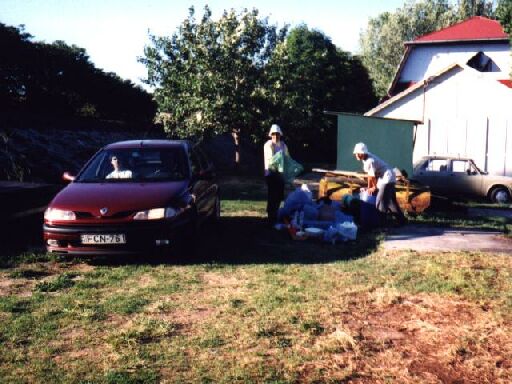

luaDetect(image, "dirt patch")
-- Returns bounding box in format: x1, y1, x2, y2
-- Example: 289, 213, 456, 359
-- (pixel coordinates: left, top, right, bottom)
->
202, 272, 247, 287
68, 263, 95, 273
331, 293, 512, 383
0, 262, 95, 297
50, 322, 119, 370
145, 296, 215, 332
159, 307, 214, 327
0, 277, 35, 297
121, 273, 157, 289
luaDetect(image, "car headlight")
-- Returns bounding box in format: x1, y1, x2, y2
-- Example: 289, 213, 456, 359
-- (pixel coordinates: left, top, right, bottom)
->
44, 208, 76, 221
133, 207, 178, 220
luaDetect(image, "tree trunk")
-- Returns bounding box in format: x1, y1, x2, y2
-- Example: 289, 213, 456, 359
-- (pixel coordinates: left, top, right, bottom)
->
232, 128, 241, 170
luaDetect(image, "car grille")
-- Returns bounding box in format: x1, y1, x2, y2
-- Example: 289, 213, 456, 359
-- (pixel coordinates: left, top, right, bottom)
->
74, 210, 136, 219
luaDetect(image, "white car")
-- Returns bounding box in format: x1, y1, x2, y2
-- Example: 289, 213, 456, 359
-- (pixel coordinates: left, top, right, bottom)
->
412, 156, 512, 204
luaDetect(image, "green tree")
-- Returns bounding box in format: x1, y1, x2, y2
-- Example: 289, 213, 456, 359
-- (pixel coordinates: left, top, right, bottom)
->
0, 23, 155, 125
359, 0, 458, 99
264, 25, 377, 162
142, 6, 284, 166
457, 0, 495, 19
0, 23, 33, 107
496, 0, 512, 79
496, 0, 512, 33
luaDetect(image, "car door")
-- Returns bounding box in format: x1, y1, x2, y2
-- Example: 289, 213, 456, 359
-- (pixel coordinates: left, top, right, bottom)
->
196, 146, 219, 218
189, 146, 218, 220
414, 158, 450, 195
448, 159, 483, 198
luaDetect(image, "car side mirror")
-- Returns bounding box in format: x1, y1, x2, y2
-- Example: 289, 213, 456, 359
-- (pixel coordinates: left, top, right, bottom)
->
62, 172, 76, 182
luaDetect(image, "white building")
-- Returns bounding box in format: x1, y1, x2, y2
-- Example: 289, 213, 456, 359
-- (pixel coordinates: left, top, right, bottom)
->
366, 17, 512, 176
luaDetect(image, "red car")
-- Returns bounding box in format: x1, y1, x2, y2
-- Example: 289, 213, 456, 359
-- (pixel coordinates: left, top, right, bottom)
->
43, 140, 219, 255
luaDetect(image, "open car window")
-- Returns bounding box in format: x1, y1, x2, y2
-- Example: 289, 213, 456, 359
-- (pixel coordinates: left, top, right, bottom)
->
425, 159, 449, 173
452, 160, 469, 173
76, 147, 190, 182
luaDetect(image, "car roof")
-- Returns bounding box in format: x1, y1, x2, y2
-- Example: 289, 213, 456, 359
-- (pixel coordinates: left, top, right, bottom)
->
105, 140, 192, 151
418, 155, 474, 161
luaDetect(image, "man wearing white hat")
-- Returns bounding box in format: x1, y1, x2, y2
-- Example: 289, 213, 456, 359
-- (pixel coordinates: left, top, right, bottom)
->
264, 124, 289, 226
353, 142, 406, 226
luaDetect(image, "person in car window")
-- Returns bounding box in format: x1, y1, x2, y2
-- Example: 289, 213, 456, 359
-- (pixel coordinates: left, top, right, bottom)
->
353, 142, 406, 226
106, 155, 133, 179
264, 124, 289, 226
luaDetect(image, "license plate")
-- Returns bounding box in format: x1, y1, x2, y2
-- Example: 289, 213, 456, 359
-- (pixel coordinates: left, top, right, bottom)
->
81, 234, 126, 245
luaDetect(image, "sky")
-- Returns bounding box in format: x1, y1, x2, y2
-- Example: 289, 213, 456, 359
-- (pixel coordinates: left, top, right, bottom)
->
0, 0, 406, 87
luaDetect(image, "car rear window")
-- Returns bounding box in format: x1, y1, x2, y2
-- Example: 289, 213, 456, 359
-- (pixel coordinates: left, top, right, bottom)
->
77, 147, 190, 182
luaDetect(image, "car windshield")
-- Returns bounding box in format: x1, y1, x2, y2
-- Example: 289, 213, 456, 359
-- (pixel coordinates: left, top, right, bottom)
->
76, 147, 190, 183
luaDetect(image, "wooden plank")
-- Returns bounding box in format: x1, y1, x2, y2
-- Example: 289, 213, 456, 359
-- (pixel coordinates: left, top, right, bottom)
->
313, 168, 368, 181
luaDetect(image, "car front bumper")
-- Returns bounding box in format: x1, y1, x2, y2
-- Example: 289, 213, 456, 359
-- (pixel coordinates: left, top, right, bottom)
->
43, 216, 192, 255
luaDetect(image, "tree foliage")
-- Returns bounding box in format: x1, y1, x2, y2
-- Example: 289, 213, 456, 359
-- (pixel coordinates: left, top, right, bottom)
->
142, 8, 378, 163
0, 23, 156, 126
264, 25, 377, 162
359, 0, 459, 98
142, 6, 284, 142
457, 0, 495, 18
496, 0, 512, 33
359, 0, 500, 99
495, 0, 512, 79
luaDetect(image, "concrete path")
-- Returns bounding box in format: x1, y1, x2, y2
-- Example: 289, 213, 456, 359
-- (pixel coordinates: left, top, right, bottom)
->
383, 225, 512, 253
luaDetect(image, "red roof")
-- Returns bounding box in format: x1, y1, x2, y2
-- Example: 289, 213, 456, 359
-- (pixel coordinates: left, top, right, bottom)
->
499, 80, 512, 88
413, 16, 508, 44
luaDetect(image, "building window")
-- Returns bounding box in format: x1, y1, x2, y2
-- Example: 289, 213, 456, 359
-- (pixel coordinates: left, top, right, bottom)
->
467, 52, 500, 72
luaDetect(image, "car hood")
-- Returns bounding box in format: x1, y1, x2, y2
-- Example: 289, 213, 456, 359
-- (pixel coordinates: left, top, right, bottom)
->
49, 181, 189, 216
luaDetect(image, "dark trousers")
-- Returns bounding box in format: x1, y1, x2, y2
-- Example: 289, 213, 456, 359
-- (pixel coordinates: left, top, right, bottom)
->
376, 183, 406, 224
265, 172, 284, 225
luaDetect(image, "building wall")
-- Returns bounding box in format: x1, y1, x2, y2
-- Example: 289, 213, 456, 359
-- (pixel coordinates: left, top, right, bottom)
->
372, 67, 512, 176
400, 43, 510, 82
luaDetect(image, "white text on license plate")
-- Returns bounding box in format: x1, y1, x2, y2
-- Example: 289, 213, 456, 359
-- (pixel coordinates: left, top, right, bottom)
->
81, 234, 126, 244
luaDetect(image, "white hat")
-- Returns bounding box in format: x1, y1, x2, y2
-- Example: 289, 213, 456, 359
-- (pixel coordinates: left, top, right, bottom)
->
353, 142, 368, 154
268, 124, 283, 137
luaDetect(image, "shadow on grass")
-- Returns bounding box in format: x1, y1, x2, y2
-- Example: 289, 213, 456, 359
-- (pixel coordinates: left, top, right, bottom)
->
0, 213, 382, 268
191, 216, 382, 265
0, 214, 47, 266
84, 217, 381, 266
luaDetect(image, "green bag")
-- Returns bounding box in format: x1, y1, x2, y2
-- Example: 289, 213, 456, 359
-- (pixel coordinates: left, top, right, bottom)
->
268, 150, 285, 173
269, 151, 303, 183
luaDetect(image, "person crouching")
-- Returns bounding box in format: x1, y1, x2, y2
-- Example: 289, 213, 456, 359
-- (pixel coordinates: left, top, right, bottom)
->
353, 142, 407, 226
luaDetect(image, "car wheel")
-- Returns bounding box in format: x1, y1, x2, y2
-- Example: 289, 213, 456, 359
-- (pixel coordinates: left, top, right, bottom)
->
490, 187, 511, 204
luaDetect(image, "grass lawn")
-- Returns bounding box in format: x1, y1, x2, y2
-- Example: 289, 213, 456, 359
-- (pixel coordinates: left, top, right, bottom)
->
0, 177, 511, 383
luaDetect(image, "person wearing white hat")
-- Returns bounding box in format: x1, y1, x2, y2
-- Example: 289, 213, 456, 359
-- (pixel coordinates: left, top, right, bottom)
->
264, 124, 289, 226
353, 142, 406, 226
